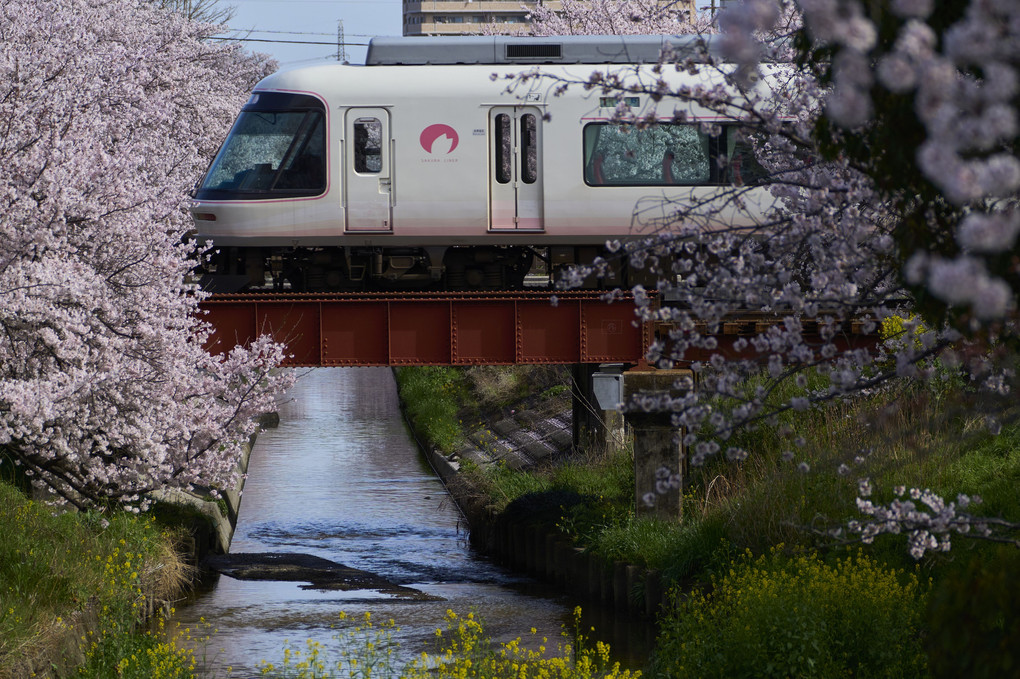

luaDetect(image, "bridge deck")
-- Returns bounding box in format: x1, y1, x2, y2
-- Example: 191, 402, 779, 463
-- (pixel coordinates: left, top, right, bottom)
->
199, 291, 652, 367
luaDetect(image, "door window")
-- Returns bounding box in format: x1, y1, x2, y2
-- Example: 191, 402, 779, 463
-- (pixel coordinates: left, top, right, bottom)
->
353, 117, 382, 174
520, 113, 538, 185
494, 113, 512, 184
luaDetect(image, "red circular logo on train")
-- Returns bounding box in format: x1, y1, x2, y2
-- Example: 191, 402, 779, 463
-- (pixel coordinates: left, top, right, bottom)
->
419, 124, 459, 154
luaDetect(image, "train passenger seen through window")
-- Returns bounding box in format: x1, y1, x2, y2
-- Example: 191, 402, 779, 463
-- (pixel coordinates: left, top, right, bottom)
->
583, 122, 765, 187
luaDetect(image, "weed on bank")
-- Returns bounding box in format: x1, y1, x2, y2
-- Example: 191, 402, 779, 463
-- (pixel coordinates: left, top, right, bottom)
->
0, 481, 195, 678
653, 549, 928, 679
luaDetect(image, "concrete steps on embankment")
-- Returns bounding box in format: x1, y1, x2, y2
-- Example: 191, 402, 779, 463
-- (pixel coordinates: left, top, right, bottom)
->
411, 392, 666, 621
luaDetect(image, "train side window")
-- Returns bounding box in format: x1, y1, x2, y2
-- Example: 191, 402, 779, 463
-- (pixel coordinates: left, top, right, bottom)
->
723, 128, 768, 186
583, 123, 712, 186
495, 113, 512, 184
353, 117, 382, 174
520, 113, 537, 184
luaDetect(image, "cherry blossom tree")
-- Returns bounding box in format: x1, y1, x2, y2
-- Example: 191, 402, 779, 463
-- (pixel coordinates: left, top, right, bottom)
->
482, 0, 712, 36
154, 0, 235, 25
0, 0, 291, 510
769, 0, 1018, 556
527, 0, 710, 35
519, 0, 1018, 556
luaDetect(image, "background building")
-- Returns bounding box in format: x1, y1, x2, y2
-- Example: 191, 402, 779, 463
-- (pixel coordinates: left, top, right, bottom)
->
403, 1, 562, 36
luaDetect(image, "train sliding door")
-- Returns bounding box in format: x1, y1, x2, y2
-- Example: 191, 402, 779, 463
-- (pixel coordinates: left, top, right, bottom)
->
489, 106, 544, 231
343, 107, 393, 232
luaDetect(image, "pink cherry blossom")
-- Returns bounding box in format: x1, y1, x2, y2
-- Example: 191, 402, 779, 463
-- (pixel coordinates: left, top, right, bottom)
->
0, 0, 290, 510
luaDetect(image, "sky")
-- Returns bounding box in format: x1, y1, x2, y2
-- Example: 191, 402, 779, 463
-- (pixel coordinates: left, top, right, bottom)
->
219, 0, 404, 67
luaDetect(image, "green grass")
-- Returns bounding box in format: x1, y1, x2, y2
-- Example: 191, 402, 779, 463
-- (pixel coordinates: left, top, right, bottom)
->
940, 424, 1020, 520
463, 445, 635, 521
587, 513, 731, 582
0, 482, 194, 678
478, 459, 553, 506
652, 549, 929, 679
394, 366, 467, 454
465, 365, 569, 411
394, 366, 573, 457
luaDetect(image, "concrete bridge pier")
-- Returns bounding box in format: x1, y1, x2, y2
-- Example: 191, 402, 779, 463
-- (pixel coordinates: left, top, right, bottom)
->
593, 368, 693, 520
627, 413, 683, 518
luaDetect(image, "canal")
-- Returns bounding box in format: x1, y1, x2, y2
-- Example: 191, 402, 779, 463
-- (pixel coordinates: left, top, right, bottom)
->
172, 367, 651, 677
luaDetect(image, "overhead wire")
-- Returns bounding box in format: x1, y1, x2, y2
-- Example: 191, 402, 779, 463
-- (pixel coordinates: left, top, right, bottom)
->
213, 36, 371, 46
231, 0, 396, 4
212, 27, 381, 48
218, 27, 382, 37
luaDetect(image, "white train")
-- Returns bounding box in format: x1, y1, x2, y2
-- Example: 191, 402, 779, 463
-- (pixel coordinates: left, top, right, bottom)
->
190, 35, 767, 292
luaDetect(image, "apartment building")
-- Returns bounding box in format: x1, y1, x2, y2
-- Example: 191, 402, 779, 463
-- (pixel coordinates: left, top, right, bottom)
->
402, 0, 562, 36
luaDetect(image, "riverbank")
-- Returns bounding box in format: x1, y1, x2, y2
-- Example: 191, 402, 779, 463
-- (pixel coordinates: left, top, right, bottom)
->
396, 366, 663, 617
398, 365, 681, 624
150, 412, 276, 570
0, 482, 195, 679
395, 365, 1020, 677
0, 412, 273, 679
8, 364, 1017, 678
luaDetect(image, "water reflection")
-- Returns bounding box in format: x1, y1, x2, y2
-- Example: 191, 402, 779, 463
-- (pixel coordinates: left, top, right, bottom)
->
172, 368, 650, 677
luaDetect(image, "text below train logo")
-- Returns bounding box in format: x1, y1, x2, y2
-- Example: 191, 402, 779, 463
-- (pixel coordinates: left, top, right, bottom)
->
419, 124, 459, 154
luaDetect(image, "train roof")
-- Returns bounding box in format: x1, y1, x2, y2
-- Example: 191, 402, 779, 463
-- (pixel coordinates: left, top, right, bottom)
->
364, 34, 718, 66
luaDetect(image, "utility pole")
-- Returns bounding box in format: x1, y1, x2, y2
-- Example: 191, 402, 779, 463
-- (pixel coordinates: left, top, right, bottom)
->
336, 19, 347, 63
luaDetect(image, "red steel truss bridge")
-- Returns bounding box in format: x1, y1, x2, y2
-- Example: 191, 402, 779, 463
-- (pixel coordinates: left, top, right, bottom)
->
199, 291, 879, 368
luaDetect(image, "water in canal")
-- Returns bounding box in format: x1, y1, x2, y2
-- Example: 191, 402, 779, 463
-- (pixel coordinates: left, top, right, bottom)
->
172, 367, 652, 677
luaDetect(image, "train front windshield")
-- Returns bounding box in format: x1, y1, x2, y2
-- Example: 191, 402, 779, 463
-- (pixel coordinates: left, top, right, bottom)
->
196, 92, 327, 200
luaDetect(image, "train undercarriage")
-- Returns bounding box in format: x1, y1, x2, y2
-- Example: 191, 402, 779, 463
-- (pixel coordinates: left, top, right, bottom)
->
198, 244, 628, 293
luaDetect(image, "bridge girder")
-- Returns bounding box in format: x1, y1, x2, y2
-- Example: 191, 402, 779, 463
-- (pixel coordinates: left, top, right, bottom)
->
199, 291, 652, 367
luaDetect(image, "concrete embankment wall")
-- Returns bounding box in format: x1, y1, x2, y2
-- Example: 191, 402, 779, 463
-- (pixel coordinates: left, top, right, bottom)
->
153, 412, 278, 567
419, 439, 667, 620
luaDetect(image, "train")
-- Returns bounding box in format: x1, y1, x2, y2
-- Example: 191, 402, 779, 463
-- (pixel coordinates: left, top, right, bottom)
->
190, 34, 770, 292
